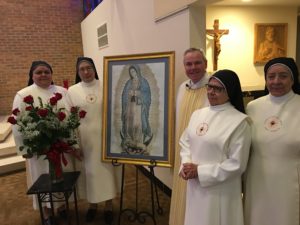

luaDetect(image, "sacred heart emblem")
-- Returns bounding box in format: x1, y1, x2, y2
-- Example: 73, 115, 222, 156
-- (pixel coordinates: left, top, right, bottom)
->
86, 94, 97, 104
196, 123, 209, 136
264, 116, 282, 132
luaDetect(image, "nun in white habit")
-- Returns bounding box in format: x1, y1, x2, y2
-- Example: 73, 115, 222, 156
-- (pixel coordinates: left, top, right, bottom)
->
65, 57, 118, 224
12, 61, 68, 224
244, 57, 300, 225
179, 69, 251, 225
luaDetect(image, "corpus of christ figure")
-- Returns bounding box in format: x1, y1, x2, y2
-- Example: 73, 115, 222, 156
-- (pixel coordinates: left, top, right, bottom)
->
206, 19, 229, 71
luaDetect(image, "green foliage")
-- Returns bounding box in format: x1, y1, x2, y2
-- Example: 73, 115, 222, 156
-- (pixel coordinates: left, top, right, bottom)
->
10, 94, 86, 157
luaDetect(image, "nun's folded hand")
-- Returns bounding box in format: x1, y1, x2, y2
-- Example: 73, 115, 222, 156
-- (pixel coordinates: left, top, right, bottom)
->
183, 163, 198, 179
179, 169, 188, 180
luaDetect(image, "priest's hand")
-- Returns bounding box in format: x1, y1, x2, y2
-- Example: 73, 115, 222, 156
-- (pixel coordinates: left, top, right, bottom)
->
183, 163, 198, 179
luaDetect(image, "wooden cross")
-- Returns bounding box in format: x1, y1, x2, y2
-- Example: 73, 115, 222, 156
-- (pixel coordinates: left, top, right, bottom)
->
206, 19, 229, 71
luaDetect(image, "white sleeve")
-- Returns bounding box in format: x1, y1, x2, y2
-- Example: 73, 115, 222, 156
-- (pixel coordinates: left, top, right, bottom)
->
179, 128, 193, 174
197, 120, 251, 187
64, 91, 74, 111
11, 93, 24, 155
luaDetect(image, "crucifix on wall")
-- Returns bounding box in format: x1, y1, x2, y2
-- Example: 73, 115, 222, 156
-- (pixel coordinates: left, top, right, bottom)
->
206, 19, 229, 71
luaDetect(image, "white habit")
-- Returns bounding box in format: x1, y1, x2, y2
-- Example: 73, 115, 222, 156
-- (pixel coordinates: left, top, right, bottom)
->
180, 103, 251, 225
65, 79, 118, 203
169, 74, 209, 225
12, 84, 68, 210
244, 91, 300, 225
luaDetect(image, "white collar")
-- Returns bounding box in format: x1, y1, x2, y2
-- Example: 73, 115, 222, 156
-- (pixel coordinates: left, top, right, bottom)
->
187, 73, 209, 89
210, 102, 232, 111
269, 90, 294, 103
81, 79, 98, 87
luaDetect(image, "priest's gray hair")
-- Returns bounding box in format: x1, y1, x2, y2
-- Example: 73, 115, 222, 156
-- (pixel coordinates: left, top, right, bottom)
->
184, 47, 207, 63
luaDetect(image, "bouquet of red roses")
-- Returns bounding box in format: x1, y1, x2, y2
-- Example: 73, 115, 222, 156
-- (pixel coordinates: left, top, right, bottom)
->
8, 93, 86, 179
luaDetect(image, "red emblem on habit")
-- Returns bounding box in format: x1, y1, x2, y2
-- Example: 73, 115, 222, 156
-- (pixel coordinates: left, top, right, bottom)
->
86, 94, 97, 103
196, 123, 208, 136
264, 116, 282, 132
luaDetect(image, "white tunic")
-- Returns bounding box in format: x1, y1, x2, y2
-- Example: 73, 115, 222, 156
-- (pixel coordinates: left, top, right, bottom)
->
169, 74, 210, 225
65, 79, 118, 203
244, 91, 300, 225
180, 103, 251, 225
12, 84, 68, 210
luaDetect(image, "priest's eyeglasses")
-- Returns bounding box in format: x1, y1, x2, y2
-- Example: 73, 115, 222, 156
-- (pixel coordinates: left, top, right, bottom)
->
205, 84, 225, 93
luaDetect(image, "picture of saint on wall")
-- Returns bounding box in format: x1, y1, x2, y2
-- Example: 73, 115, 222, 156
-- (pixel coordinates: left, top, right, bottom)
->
102, 52, 175, 167
254, 23, 287, 64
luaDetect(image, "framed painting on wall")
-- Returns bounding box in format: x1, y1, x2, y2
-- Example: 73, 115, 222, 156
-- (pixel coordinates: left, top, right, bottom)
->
102, 51, 175, 167
254, 23, 288, 64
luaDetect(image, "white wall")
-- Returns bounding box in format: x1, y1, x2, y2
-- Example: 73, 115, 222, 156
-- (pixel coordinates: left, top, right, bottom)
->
153, 0, 218, 20
80, 0, 197, 188
190, 5, 206, 50
154, 0, 196, 20
206, 6, 298, 91
81, 0, 196, 92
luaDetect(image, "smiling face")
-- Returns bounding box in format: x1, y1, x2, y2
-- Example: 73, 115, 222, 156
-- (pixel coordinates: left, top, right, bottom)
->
78, 61, 96, 83
183, 51, 207, 83
207, 77, 229, 106
266, 64, 294, 97
32, 65, 53, 88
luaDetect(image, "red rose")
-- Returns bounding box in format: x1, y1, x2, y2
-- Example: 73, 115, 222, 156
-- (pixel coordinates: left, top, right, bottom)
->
50, 96, 58, 106
57, 112, 66, 121
7, 116, 17, 125
71, 107, 78, 113
79, 110, 87, 118
54, 92, 62, 100
38, 108, 48, 117
25, 106, 33, 111
23, 95, 34, 104
12, 108, 20, 116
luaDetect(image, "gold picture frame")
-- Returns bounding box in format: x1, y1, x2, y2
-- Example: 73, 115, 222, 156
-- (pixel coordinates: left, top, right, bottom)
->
102, 51, 175, 167
254, 23, 288, 64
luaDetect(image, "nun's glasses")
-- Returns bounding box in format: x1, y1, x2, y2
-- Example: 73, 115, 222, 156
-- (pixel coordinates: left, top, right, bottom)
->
205, 84, 225, 93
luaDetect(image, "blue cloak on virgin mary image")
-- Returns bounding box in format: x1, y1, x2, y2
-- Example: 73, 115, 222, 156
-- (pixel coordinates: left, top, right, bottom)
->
120, 65, 153, 155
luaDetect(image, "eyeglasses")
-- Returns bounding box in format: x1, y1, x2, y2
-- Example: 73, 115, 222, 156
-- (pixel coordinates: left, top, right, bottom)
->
79, 66, 94, 73
205, 84, 225, 93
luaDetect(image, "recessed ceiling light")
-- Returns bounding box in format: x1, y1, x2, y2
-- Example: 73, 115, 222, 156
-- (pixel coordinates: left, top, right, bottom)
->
242, 0, 252, 2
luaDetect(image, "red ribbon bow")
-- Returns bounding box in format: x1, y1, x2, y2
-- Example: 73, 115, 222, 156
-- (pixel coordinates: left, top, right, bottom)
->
46, 140, 81, 177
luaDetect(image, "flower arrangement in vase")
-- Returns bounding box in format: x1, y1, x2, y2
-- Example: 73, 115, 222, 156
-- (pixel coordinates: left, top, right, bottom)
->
7, 93, 86, 183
